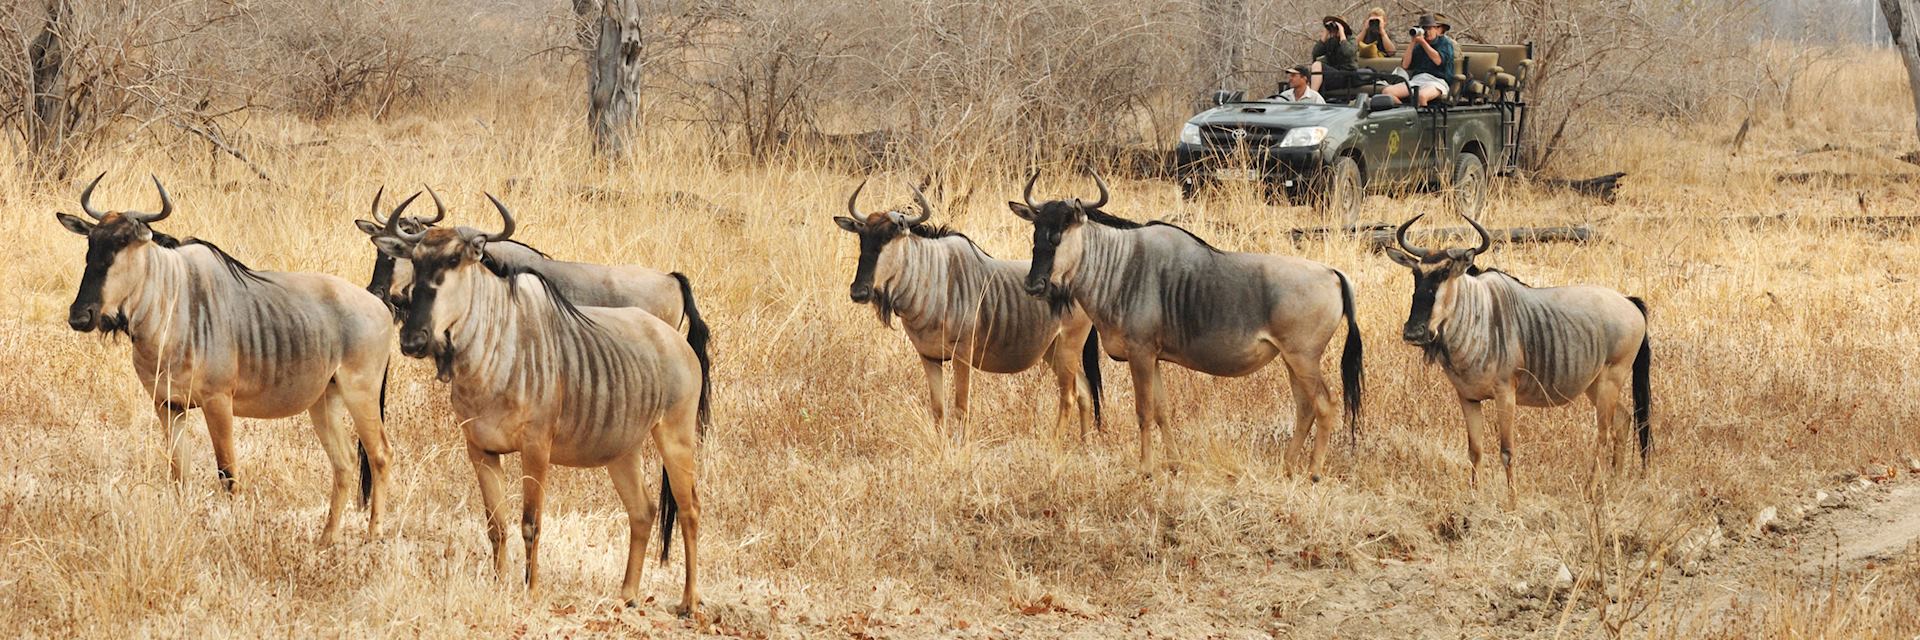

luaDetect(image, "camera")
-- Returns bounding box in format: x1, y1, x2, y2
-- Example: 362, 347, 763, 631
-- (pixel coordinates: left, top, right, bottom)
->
1409, 26, 1423, 39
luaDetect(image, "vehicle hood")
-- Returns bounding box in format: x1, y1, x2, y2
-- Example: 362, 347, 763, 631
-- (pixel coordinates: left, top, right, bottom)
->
1187, 102, 1358, 130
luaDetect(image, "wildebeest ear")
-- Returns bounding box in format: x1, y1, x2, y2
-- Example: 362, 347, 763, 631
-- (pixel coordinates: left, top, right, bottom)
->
55, 212, 94, 236
832, 216, 861, 233
353, 219, 383, 237
372, 236, 412, 259
1385, 248, 1420, 268
1008, 201, 1035, 221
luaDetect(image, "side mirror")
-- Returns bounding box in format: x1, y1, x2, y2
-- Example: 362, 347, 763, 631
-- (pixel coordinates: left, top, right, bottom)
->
1210, 89, 1245, 107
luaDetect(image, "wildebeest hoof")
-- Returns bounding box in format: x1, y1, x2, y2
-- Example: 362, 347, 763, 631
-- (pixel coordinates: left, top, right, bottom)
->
624, 599, 639, 609
1310, 474, 1322, 483
675, 604, 696, 618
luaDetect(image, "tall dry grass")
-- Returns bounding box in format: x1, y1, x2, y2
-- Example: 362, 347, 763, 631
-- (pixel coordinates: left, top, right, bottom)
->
1, 51, 1918, 638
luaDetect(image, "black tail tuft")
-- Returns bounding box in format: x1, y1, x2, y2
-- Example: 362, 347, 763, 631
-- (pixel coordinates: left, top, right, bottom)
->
672, 272, 713, 435
1335, 270, 1364, 448
1081, 329, 1104, 429
658, 467, 678, 563
357, 362, 390, 508
1629, 296, 1652, 464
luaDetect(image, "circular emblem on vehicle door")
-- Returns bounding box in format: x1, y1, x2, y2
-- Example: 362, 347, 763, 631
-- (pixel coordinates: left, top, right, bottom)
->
1387, 130, 1402, 155
1231, 128, 1249, 143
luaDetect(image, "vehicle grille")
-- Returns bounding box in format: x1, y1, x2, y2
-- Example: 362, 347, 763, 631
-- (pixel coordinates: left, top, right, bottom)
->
1201, 124, 1288, 148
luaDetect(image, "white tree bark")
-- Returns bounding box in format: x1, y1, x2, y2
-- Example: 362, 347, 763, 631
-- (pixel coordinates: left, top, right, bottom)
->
1882, 0, 1920, 140
585, 0, 643, 159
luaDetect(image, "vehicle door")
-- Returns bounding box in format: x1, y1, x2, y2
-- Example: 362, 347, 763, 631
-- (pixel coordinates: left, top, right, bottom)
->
1353, 105, 1417, 188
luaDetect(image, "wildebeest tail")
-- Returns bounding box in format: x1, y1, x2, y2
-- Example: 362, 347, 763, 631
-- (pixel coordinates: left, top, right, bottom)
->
672, 272, 712, 435
1082, 328, 1104, 428
356, 361, 389, 508
1335, 270, 1364, 447
1630, 296, 1652, 464
658, 467, 678, 562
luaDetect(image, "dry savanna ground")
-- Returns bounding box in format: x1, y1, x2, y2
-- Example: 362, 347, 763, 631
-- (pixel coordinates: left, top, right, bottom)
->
4, 54, 1920, 639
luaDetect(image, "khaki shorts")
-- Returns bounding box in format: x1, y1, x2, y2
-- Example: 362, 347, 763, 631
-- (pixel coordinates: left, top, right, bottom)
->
1408, 73, 1450, 96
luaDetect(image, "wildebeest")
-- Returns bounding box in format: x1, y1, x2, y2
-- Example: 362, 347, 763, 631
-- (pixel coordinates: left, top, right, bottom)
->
833, 179, 1103, 442
373, 196, 709, 613
55, 174, 394, 545
1011, 171, 1363, 479
1385, 213, 1651, 504
355, 187, 693, 332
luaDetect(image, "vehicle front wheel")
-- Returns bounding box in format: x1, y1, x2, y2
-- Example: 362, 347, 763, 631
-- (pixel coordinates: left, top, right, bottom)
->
1312, 155, 1363, 227
1450, 152, 1488, 217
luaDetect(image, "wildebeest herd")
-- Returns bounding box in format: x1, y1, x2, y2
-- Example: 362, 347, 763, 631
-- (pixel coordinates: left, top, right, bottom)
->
53, 170, 1650, 613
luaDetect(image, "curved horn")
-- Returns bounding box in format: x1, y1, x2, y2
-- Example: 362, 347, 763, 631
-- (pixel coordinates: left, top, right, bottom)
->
846, 177, 868, 218
1083, 169, 1110, 210
127, 175, 173, 223
383, 191, 424, 229
369, 185, 387, 224
481, 193, 516, 243
422, 185, 446, 224
901, 180, 932, 226
79, 172, 107, 221
1023, 170, 1041, 209
1395, 214, 1433, 259
1462, 213, 1492, 255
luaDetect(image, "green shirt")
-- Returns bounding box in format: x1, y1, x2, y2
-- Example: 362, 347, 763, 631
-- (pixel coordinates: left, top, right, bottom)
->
1408, 35, 1455, 78
1312, 37, 1357, 71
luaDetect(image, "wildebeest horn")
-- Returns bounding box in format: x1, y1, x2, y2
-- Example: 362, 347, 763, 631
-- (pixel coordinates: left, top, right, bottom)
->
423, 185, 447, 224
1395, 214, 1432, 259
382, 191, 425, 231
1023, 170, 1040, 209
482, 193, 516, 243
126, 175, 173, 224
901, 180, 932, 226
369, 185, 387, 223
1081, 169, 1110, 210
847, 177, 868, 219
1462, 213, 1492, 255
79, 172, 107, 221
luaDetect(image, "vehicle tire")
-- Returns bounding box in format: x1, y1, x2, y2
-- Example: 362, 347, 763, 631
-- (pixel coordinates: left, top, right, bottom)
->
1312, 155, 1363, 227
1450, 152, 1488, 217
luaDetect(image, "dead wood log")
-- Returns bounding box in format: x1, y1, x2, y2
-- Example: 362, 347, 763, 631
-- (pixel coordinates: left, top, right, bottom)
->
1283, 223, 1596, 251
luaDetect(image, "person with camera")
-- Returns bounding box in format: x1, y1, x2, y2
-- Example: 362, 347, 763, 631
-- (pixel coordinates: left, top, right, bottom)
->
1356, 7, 1397, 59
1380, 14, 1455, 107
1271, 65, 1325, 104
1308, 16, 1357, 92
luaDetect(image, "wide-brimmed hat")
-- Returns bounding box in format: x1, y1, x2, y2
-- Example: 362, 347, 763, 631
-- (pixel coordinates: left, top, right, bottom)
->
1286, 64, 1311, 77
1322, 16, 1352, 34
1414, 14, 1450, 31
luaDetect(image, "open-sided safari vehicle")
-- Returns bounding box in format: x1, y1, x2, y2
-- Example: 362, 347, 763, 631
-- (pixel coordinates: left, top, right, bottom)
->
1174, 42, 1534, 223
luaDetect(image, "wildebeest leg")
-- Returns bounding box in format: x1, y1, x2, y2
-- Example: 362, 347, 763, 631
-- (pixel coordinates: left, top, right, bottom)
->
1281, 376, 1314, 479
153, 400, 191, 484
520, 444, 552, 594
920, 357, 948, 442
1457, 398, 1488, 489
951, 359, 973, 440
1491, 387, 1519, 509
306, 393, 355, 546
605, 451, 658, 607
338, 377, 391, 540
658, 408, 702, 616
1284, 354, 1338, 481
1587, 368, 1629, 483
203, 394, 238, 494
466, 443, 511, 578
1043, 340, 1085, 441
1127, 357, 1159, 472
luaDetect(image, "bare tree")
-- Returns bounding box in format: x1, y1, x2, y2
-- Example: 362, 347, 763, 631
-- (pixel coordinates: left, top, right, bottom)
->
25, 0, 70, 177
583, 0, 645, 158
1882, 0, 1920, 140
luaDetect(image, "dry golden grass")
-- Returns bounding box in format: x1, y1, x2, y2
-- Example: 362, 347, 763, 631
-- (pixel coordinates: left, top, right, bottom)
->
3, 51, 1919, 638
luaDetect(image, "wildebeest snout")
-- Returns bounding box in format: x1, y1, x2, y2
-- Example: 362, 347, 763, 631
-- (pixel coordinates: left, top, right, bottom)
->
67, 302, 100, 332
400, 330, 433, 358
1402, 323, 1436, 345
848, 282, 872, 303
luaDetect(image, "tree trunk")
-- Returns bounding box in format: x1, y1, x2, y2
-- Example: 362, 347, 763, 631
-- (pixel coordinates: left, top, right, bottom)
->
1882, 0, 1920, 141
27, 0, 71, 178
586, 0, 643, 159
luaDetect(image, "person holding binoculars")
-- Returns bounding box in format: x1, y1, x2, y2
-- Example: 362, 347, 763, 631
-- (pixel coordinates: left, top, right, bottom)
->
1356, 7, 1397, 59
1307, 16, 1357, 92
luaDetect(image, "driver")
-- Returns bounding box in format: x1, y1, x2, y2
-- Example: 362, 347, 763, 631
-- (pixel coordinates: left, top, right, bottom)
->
1272, 65, 1325, 104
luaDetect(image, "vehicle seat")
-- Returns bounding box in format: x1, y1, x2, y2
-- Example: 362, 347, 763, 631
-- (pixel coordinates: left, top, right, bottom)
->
1460, 43, 1533, 98
1454, 51, 1501, 103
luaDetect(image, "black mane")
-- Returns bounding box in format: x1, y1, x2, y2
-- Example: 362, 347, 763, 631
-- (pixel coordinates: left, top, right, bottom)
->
906, 222, 993, 258
478, 252, 598, 329
1469, 266, 1531, 287
181, 238, 272, 286
1083, 207, 1221, 252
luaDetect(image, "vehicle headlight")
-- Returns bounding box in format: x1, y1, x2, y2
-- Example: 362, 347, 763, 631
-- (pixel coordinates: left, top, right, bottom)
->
1278, 126, 1327, 147
1179, 122, 1202, 146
